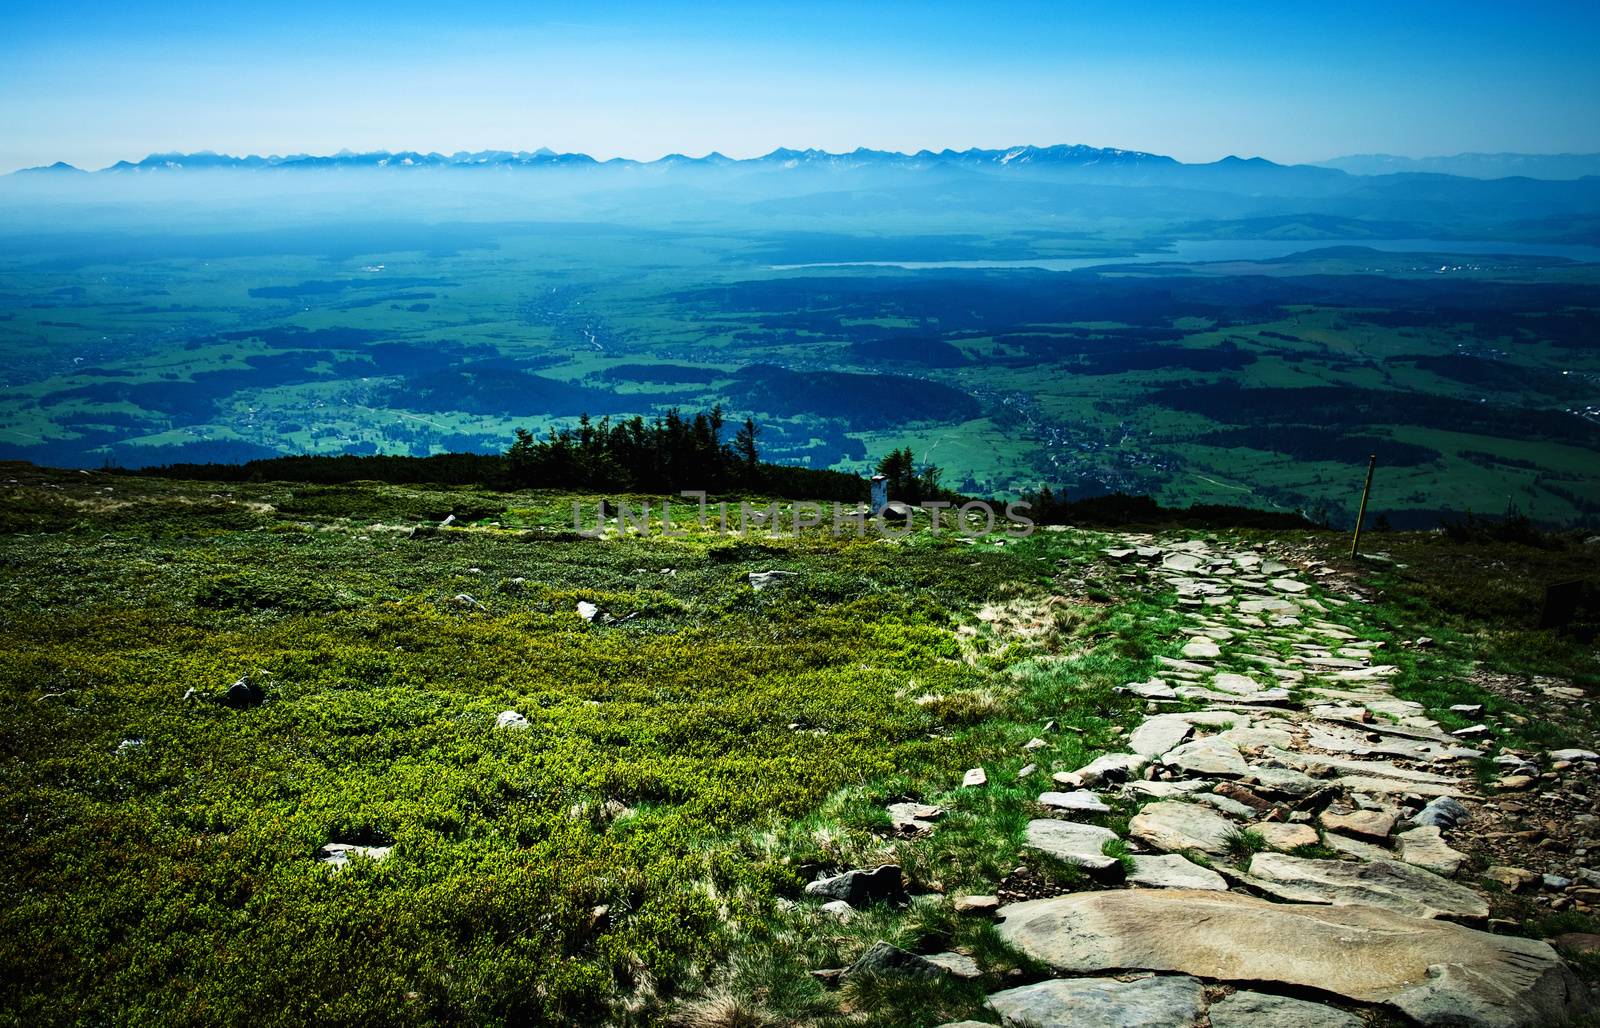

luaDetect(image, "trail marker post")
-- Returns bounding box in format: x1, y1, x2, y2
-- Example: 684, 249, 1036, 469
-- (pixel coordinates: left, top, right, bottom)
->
1350, 454, 1377, 559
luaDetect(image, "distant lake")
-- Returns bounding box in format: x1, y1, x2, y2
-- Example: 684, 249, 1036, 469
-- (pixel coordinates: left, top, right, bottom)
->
771, 238, 1600, 271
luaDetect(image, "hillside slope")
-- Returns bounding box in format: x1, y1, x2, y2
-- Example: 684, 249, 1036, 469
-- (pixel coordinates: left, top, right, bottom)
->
2, 466, 1597, 1025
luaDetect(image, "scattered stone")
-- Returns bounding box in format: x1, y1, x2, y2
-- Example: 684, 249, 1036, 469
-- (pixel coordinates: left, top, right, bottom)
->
804, 865, 904, 905
1496, 774, 1537, 791
1130, 716, 1194, 757
320, 842, 392, 870
841, 941, 948, 982
1163, 738, 1250, 778
1452, 724, 1492, 738
1128, 801, 1237, 855
888, 802, 944, 833
986, 974, 1206, 1028
494, 710, 529, 730
1213, 781, 1273, 811
1037, 790, 1110, 815
1022, 819, 1124, 879
1544, 874, 1574, 890
923, 952, 982, 979
1055, 752, 1148, 788
1320, 809, 1395, 839
1128, 854, 1228, 891
1483, 866, 1539, 893
747, 570, 797, 591
1016, 763, 1037, 780
576, 600, 600, 622
1208, 991, 1361, 1028
1409, 796, 1470, 831
1021, 737, 1048, 752
453, 593, 480, 609
819, 900, 854, 922
1551, 749, 1600, 763
1450, 703, 1484, 716
220, 674, 264, 708
953, 894, 999, 917
1270, 577, 1310, 594
1194, 792, 1257, 819
1181, 637, 1221, 659
1397, 825, 1465, 877
1246, 853, 1487, 920
1255, 822, 1320, 851
1124, 678, 1178, 700
996, 889, 1585, 1025
963, 767, 988, 788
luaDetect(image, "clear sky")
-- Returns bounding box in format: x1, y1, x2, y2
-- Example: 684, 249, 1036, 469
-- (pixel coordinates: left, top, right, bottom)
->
2, 0, 1598, 173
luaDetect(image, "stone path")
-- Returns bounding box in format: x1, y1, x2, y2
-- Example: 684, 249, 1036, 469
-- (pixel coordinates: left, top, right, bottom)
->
947, 534, 1593, 1026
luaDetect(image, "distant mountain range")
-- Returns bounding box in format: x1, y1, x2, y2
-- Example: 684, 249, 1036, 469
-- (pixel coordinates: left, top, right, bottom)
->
1315, 152, 1600, 180
14, 144, 1598, 183
14, 144, 1195, 175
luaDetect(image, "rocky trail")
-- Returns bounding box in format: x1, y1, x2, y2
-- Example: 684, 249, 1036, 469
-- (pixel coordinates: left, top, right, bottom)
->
821, 534, 1600, 1026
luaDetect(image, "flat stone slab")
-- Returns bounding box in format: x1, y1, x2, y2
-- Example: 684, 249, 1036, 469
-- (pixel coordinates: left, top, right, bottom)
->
1246, 853, 1488, 920
1037, 790, 1110, 815
1163, 737, 1249, 777
1129, 801, 1238, 855
1398, 825, 1466, 877
987, 974, 1206, 1028
1336, 775, 1461, 798
1208, 990, 1362, 1028
1130, 716, 1194, 757
1128, 854, 1228, 891
995, 889, 1587, 1027
1023, 818, 1122, 878
1320, 809, 1396, 839
1181, 637, 1222, 659
1255, 822, 1320, 851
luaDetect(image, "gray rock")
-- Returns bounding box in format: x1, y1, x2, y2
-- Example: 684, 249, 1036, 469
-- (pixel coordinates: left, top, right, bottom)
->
887, 801, 944, 832
1130, 716, 1194, 757
320, 842, 392, 870
1037, 790, 1110, 815
747, 570, 797, 592
220, 674, 264, 708
923, 952, 982, 979
1551, 748, 1600, 762
987, 974, 1206, 1028
495, 710, 530, 729
1246, 853, 1488, 920
953, 894, 1000, 916
1128, 854, 1228, 891
963, 767, 988, 788
1208, 990, 1362, 1028
1409, 796, 1471, 830
841, 940, 947, 982
995, 889, 1587, 1027
1023, 819, 1124, 879
576, 600, 600, 622
804, 864, 904, 905
1054, 752, 1148, 788
1181, 637, 1221, 659
819, 899, 854, 922
1128, 801, 1238, 855
1163, 738, 1249, 777
1398, 825, 1465, 877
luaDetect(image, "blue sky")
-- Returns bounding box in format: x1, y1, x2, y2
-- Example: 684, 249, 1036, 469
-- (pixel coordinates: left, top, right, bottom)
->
2, 0, 1598, 172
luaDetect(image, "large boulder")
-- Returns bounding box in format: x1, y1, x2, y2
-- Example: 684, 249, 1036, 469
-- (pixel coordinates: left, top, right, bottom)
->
995, 889, 1587, 1026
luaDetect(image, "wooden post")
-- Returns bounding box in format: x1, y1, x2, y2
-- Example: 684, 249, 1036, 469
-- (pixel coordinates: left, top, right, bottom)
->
1350, 454, 1377, 559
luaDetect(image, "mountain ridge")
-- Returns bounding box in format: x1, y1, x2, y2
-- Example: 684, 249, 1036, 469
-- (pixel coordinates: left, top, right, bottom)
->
15, 143, 1273, 176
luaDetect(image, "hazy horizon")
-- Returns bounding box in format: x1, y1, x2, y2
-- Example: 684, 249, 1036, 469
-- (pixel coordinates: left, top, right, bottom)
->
5, 1, 1600, 175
